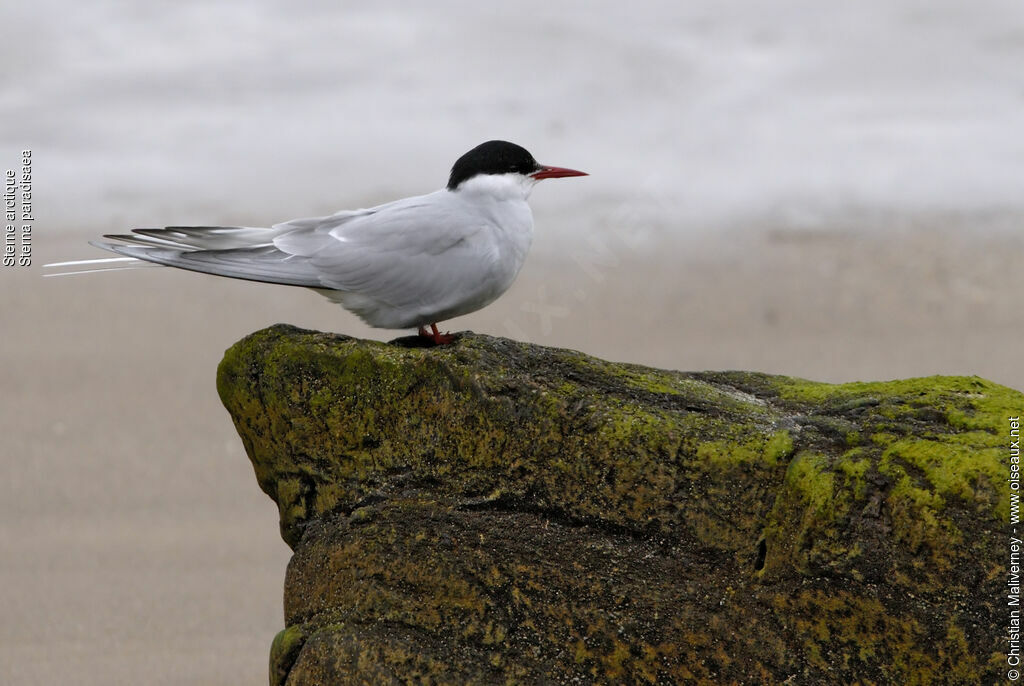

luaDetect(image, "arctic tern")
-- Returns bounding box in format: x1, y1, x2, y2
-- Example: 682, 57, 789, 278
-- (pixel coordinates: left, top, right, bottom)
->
46, 141, 587, 344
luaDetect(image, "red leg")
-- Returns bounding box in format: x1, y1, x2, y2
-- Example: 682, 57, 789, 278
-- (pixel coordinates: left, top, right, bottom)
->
417, 323, 454, 345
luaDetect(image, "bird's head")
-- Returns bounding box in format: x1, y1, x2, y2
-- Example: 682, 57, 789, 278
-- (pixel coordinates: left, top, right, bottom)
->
447, 140, 587, 197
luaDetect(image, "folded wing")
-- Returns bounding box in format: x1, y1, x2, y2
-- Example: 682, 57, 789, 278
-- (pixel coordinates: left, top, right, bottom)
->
88, 191, 499, 315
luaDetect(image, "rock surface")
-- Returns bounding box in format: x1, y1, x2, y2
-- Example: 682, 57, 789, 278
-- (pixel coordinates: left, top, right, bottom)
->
217, 324, 1013, 685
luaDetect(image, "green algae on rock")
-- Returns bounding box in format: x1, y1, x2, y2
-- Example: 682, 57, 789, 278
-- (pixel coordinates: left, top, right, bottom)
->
218, 324, 1015, 685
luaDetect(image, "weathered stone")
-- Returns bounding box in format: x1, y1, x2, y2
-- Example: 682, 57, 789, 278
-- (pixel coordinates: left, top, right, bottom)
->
218, 324, 1013, 685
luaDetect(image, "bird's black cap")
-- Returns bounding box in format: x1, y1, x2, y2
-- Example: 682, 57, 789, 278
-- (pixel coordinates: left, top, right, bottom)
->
447, 140, 539, 190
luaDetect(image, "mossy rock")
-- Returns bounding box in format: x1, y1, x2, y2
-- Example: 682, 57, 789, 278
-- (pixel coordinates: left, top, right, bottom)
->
217, 324, 1014, 685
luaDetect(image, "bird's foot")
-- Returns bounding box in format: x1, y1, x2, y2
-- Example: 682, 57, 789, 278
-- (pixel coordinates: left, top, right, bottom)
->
418, 323, 455, 345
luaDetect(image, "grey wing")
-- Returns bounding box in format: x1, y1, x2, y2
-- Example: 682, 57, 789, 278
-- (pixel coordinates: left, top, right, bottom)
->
275, 194, 499, 311
88, 208, 379, 287
89, 241, 325, 287
89, 193, 497, 306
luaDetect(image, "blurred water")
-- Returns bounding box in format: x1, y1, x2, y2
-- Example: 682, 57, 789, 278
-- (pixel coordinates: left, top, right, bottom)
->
3, 0, 1023, 246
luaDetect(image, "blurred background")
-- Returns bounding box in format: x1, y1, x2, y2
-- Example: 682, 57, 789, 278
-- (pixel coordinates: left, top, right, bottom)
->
3, 1, 1023, 683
